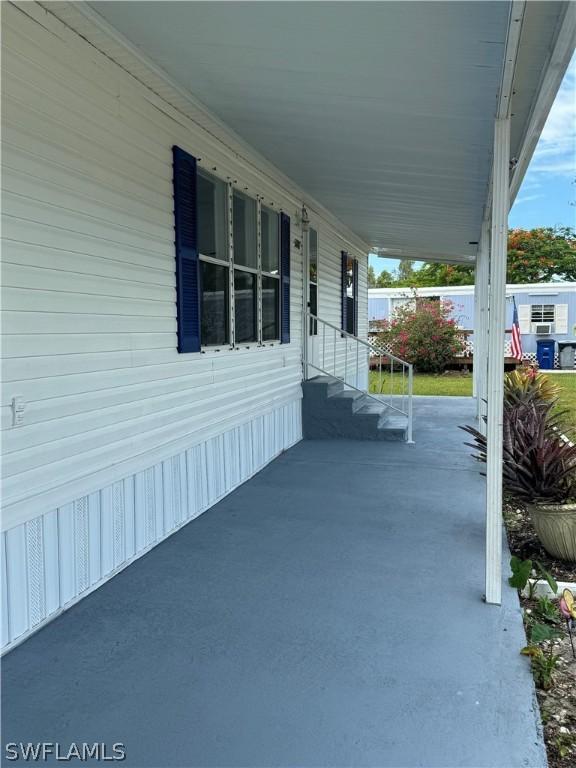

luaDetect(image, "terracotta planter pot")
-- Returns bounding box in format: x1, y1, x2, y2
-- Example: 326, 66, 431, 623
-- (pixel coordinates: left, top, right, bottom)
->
527, 502, 576, 562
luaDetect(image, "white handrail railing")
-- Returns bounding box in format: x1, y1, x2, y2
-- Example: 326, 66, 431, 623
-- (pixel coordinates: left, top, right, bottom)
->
303, 310, 414, 442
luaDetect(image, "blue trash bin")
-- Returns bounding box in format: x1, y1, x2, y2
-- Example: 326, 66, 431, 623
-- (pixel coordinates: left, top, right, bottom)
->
536, 339, 555, 370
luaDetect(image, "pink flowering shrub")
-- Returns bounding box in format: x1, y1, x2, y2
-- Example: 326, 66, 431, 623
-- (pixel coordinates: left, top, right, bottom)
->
377, 297, 465, 373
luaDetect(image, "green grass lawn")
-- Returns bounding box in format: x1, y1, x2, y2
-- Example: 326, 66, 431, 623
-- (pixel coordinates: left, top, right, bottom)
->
369, 370, 576, 428
550, 373, 576, 430
369, 370, 474, 396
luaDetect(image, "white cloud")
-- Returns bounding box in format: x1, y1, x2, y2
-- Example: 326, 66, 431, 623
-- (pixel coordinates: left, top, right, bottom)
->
514, 193, 544, 205
530, 53, 575, 178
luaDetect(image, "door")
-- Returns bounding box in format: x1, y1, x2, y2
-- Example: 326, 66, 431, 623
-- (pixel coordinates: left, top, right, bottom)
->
304, 225, 320, 378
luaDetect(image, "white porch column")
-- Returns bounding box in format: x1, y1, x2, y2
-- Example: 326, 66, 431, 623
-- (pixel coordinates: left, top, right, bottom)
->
474, 220, 490, 432
485, 117, 510, 606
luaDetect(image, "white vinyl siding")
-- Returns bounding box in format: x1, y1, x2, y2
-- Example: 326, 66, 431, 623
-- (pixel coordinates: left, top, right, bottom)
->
1, 2, 369, 531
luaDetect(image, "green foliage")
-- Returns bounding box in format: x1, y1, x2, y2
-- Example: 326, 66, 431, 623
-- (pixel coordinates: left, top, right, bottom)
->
502, 402, 576, 504
375, 297, 464, 373
368, 265, 377, 288
412, 262, 475, 286
530, 622, 562, 644
509, 556, 534, 591
368, 228, 575, 288
521, 619, 563, 692
396, 260, 416, 283
534, 596, 561, 625
368, 264, 394, 287
522, 642, 562, 690
461, 369, 576, 505
556, 732, 576, 760
504, 366, 562, 404
508, 557, 558, 597
507, 227, 576, 283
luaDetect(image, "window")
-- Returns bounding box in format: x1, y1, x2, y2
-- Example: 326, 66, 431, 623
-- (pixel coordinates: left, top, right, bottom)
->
261, 206, 279, 275
344, 253, 358, 335
233, 192, 257, 270
201, 261, 229, 346
173, 146, 289, 352
198, 170, 229, 347
232, 191, 258, 344
261, 206, 280, 341
262, 276, 280, 341
198, 172, 227, 261
309, 228, 318, 335
234, 269, 257, 343
531, 304, 555, 323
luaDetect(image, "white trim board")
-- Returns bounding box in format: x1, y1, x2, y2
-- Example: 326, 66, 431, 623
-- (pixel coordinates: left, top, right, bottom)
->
368, 283, 575, 299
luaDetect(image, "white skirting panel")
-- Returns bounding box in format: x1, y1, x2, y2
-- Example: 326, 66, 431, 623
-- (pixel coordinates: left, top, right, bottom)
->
1, 400, 302, 652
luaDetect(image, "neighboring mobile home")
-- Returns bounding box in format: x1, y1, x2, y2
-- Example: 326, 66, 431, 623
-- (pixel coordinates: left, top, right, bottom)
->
1, 1, 574, 652
369, 283, 576, 368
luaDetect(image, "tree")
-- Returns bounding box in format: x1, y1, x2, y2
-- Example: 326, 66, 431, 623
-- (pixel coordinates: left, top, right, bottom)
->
375, 269, 394, 287
368, 264, 394, 287
507, 227, 575, 283
368, 265, 377, 288
395, 260, 416, 284
414, 262, 475, 286
368, 228, 575, 290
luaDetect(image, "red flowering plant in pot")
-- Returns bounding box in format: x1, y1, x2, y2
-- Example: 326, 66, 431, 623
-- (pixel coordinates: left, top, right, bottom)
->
375, 294, 465, 373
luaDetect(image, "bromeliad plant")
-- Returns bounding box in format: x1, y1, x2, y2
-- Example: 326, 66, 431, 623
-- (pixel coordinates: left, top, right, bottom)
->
503, 405, 576, 504
504, 364, 562, 404
460, 368, 563, 463
461, 370, 576, 561
501, 403, 576, 504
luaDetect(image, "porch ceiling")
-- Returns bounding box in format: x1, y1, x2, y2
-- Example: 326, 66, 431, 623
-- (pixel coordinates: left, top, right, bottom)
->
88, 1, 570, 263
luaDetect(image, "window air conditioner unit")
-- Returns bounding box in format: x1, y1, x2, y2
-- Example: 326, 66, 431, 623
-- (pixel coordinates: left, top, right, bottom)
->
534, 323, 553, 335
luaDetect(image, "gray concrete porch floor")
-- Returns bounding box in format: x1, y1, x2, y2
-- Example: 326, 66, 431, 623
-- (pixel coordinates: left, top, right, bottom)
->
2, 398, 545, 767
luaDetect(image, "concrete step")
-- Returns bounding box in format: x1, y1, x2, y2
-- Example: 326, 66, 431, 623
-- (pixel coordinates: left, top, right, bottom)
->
302, 376, 344, 401
302, 375, 408, 441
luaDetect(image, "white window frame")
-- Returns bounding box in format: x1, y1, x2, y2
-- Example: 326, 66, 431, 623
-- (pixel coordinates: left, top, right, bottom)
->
198, 169, 281, 351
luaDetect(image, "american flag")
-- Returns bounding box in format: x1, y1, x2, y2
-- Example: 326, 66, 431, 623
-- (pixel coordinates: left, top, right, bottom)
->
511, 297, 523, 361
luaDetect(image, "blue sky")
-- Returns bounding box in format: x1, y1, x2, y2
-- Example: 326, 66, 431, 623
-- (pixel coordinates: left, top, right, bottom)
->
371, 54, 576, 275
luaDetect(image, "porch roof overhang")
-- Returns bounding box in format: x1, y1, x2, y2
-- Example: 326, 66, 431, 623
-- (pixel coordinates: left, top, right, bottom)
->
56, 1, 574, 263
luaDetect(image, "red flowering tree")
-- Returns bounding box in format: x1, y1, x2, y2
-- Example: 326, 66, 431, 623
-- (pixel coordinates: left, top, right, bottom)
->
507, 227, 575, 283
376, 297, 465, 373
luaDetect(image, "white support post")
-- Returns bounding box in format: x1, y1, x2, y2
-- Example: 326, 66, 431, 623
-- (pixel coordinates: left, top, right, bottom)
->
485, 117, 510, 606
475, 220, 490, 432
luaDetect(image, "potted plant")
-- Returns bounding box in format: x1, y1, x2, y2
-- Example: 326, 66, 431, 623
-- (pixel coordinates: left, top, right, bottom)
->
502, 402, 576, 562
461, 371, 576, 562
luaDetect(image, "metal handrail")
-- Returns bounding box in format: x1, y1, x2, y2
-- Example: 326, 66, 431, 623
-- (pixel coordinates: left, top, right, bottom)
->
303, 310, 414, 443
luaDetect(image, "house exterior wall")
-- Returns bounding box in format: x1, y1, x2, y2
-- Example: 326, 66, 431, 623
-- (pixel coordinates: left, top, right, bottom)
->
1, 2, 369, 650
369, 283, 575, 360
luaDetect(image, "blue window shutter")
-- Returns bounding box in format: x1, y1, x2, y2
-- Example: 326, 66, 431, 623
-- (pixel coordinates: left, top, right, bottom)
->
353, 258, 359, 336
341, 251, 348, 332
280, 213, 291, 343
173, 146, 200, 353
